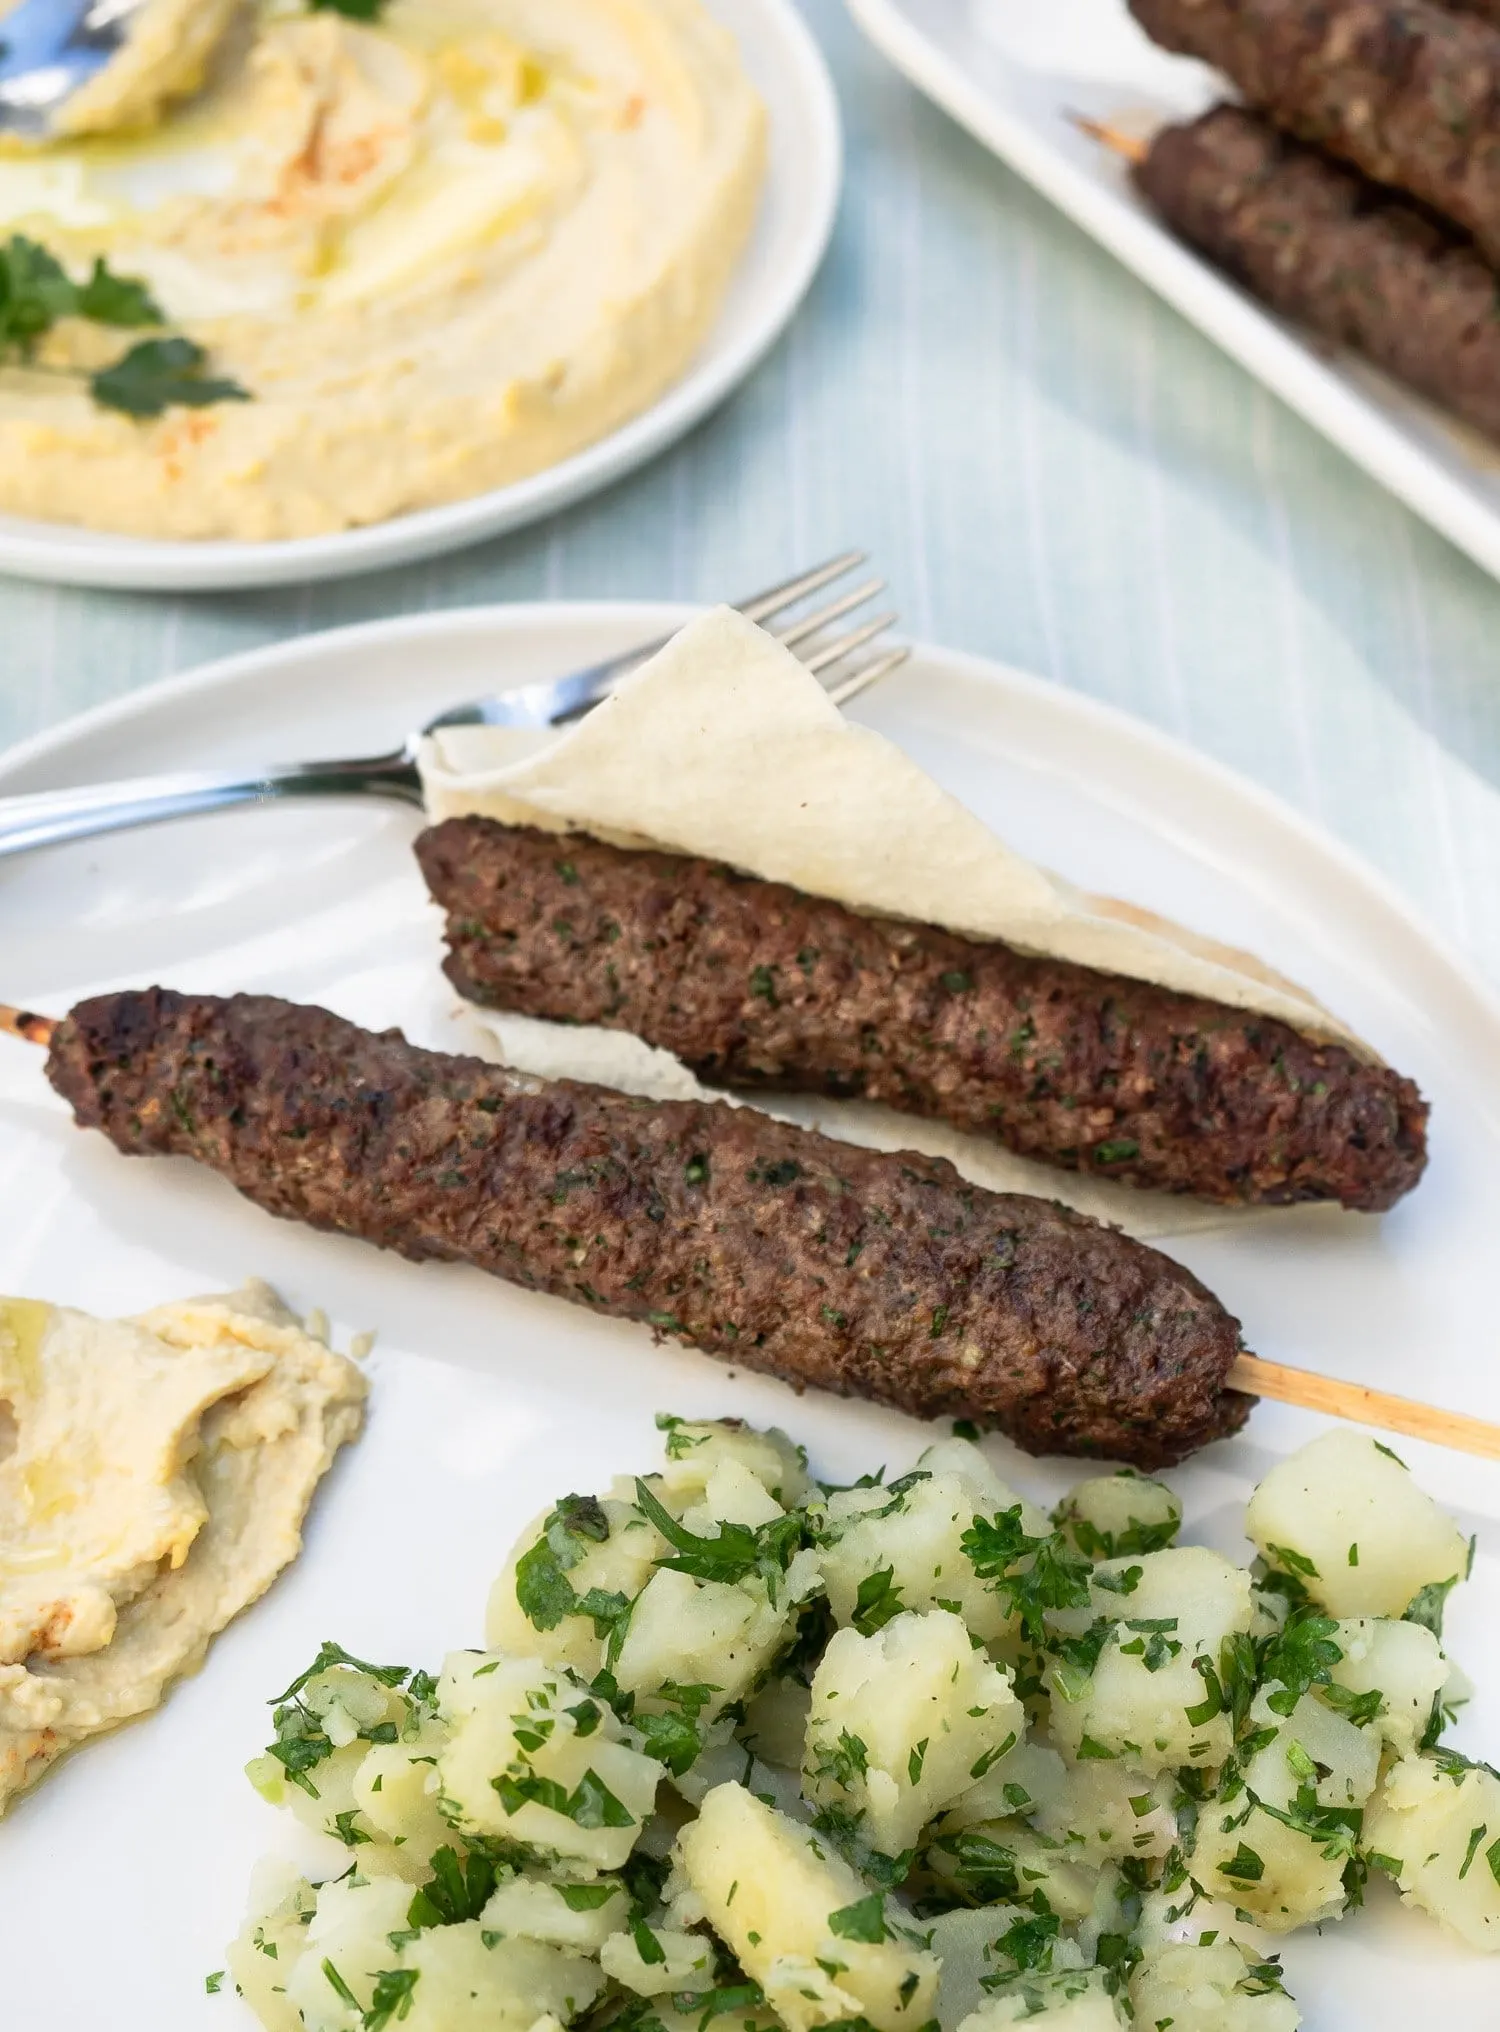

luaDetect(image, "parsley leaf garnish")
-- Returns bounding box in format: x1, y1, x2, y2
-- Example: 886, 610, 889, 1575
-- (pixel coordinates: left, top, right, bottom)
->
407, 1846, 500, 1930
827, 1893, 889, 1943
634, 1477, 805, 1603
850, 1566, 905, 1636
91, 336, 250, 418
961, 1507, 1091, 1643
365, 1968, 420, 2028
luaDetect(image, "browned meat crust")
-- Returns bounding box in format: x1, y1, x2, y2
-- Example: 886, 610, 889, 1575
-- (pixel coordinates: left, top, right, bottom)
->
1136, 104, 1500, 443
1129, 0, 1500, 266
45, 987, 1255, 1468
415, 818, 1428, 1213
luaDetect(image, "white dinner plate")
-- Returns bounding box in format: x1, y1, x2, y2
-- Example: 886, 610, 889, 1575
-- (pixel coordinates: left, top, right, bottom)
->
0, 0, 840, 593
846, 0, 1500, 588
1, 606, 1497, 2026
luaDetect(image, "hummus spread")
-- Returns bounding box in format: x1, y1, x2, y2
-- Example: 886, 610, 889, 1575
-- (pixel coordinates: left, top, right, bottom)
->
0, 1281, 365, 1812
0, 0, 766, 539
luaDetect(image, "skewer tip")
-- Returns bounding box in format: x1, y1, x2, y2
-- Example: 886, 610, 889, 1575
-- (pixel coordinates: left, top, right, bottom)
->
0, 1004, 58, 1048
1067, 110, 1150, 166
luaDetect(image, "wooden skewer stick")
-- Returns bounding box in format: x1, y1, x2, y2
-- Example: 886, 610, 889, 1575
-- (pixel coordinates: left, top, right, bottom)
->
4, 1001, 1498, 1460
1229, 1352, 1500, 1461
1069, 112, 1150, 167
0, 1003, 57, 1048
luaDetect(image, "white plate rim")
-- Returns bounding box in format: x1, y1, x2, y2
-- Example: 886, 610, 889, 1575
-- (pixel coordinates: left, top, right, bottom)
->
5, 597, 1499, 1081
0, 0, 842, 593
845, 0, 1500, 587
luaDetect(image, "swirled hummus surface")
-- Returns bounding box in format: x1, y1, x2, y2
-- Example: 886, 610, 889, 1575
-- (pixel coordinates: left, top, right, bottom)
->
0, 1281, 365, 1812
0, 0, 765, 539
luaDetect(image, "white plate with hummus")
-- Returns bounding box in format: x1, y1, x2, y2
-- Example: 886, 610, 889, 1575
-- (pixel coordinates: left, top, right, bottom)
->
846, 0, 1500, 591
0, 604, 1498, 2026
0, 0, 840, 590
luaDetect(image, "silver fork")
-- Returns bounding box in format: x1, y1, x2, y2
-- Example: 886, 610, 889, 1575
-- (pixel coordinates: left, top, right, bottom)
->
0, 554, 909, 860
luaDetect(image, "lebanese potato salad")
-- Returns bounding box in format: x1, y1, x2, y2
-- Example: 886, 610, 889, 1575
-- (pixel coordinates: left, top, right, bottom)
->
0, 0, 766, 540
228, 1419, 1494, 2031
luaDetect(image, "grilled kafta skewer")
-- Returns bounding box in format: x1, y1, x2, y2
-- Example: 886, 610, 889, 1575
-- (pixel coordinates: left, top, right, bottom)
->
416, 818, 1427, 1212
1130, 0, 1500, 267
40, 987, 1252, 1468
1132, 104, 1500, 447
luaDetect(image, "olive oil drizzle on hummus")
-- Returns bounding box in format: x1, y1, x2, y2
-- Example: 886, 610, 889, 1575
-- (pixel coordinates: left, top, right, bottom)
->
0, 0, 767, 539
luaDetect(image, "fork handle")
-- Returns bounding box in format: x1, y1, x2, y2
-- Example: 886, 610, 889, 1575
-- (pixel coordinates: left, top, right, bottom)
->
0, 750, 423, 860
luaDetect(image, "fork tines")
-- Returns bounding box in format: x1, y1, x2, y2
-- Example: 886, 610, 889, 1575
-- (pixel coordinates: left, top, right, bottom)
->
742, 550, 909, 705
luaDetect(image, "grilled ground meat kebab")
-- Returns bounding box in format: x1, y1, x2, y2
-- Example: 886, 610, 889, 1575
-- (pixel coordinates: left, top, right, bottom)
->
1129, 0, 1500, 268
416, 818, 1428, 1213
1135, 103, 1500, 445
45, 987, 1253, 1468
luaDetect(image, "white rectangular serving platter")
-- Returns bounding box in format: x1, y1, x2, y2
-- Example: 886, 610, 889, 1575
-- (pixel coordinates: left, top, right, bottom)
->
846, 0, 1500, 584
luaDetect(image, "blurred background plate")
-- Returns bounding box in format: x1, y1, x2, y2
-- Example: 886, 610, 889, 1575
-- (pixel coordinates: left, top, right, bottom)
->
0, 0, 840, 593
0, 604, 1497, 2022
846, 0, 1500, 588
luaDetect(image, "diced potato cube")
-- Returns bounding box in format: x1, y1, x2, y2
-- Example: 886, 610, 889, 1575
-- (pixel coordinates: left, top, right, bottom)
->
941, 1740, 1069, 1832
480, 1874, 629, 1951
1245, 1432, 1468, 1619
227, 1873, 320, 2032
488, 1494, 663, 1679
402, 1922, 602, 2031
658, 1417, 811, 1508
931, 1908, 1105, 2030
914, 1438, 1051, 1524
1129, 1939, 1301, 2031
1189, 1797, 1348, 1934
1027, 1760, 1178, 1866
683, 1456, 786, 1533
259, 1740, 372, 1846
1046, 1549, 1253, 1777
437, 1652, 663, 1870
1055, 1473, 1182, 1560
1365, 1754, 1500, 1952
817, 1459, 1044, 1645
600, 1923, 719, 1995
353, 1724, 453, 1870
677, 1782, 940, 2032
929, 1905, 1027, 2032
285, 1874, 419, 2028
1330, 1618, 1451, 1757
1241, 1689, 1380, 1815
612, 1566, 795, 1714
956, 1974, 1125, 2029
804, 1610, 1024, 1855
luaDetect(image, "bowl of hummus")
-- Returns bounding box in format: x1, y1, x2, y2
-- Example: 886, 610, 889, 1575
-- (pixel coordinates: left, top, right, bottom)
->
0, 0, 836, 585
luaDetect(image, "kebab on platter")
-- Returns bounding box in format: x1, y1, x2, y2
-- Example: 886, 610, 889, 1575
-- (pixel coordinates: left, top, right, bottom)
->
1129, 0, 1500, 267
1112, 0, 1500, 448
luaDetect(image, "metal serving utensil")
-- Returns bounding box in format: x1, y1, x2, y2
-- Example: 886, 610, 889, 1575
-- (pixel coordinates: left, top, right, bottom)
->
0, 0, 151, 137
0, 553, 910, 859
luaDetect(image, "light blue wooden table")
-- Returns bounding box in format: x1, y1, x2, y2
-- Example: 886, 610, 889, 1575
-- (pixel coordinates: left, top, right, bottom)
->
5, 0, 1500, 987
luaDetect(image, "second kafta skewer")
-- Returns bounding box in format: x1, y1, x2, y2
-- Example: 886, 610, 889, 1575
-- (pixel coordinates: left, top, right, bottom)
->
6, 993, 1499, 1463
416, 817, 1428, 1212
1081, 103, 1500, 451
1130, 0, 1500, 267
